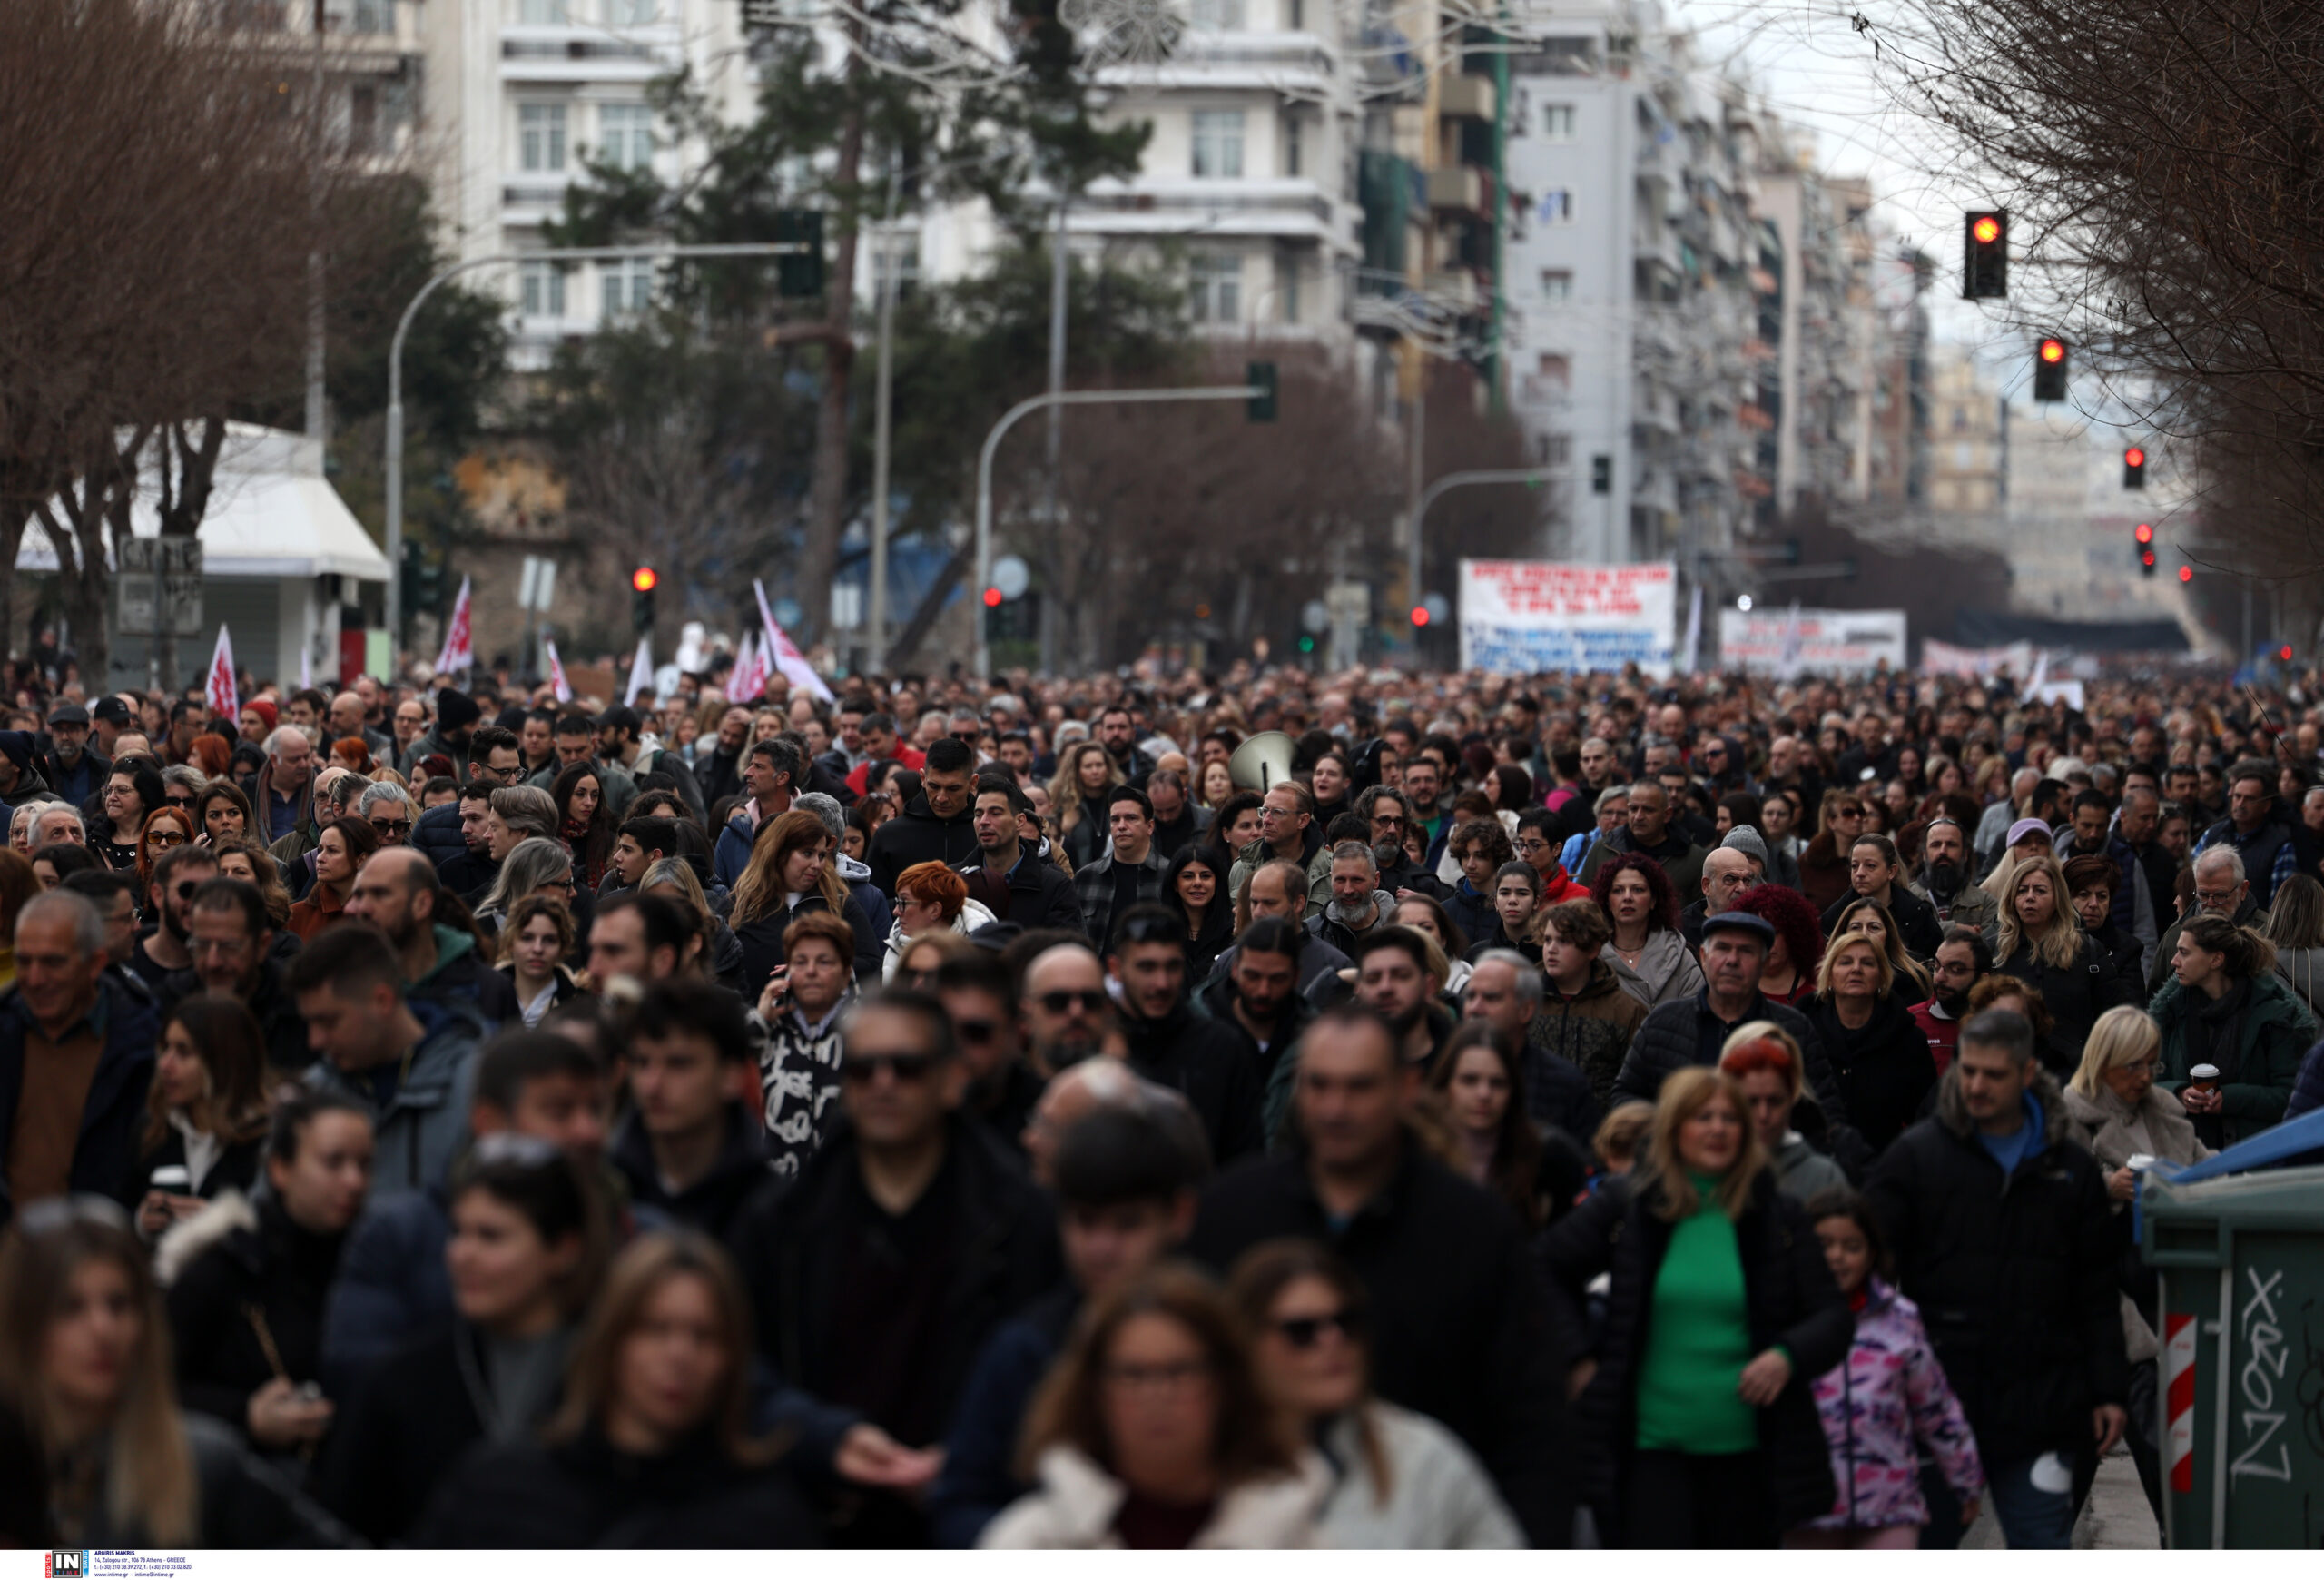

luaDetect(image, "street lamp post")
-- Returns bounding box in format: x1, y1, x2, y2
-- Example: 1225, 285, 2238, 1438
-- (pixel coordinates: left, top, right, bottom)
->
974, 383, 1261, 680
384, 241, 801, 657
1408, 465, 1561, 628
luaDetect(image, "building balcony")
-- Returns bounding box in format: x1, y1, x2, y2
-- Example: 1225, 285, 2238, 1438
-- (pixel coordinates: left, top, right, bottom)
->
1075, 178, 1355, 247
1426, 164, 1487, 216
1097, 32, 1344, 98
1438, 74, 1495, 122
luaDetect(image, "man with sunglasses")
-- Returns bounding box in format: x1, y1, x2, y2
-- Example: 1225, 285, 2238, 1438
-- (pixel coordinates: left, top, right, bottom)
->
933, 952, 1043, 1154
1186, 1003, 1577, 1547
734, 988, 1059, 1548
129, 841, 217, 988
1019, 943, 1116, 1076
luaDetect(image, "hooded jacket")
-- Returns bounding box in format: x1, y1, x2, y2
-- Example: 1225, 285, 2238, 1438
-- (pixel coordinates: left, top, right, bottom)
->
158, 1190, 348, 1450
1541, 1169, 1852, 1537
866, 790, 980, 896
980, 1445, 1330, 1550
410, 923, 520, 1027
1803, 1278, 1985, 1532
1528, 958, 1648, 1109
1862, 1066, 2128, 1466
1306, 888, 1394, 960
1602, 928, 1704, 1010
304, 1000, 487, 1196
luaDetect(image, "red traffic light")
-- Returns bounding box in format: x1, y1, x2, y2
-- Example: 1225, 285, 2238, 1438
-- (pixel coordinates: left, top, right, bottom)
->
2039, 338, 2065, 364
2140, 548, 2157, 568
2281, 646, 2295, 662
2124, 447, 2146, 469
1973, 215, 2001, 245
982, 587, 1003, 607
2178, 565, 2194, 583
2134, 523, 2153, 544
1410, 607, 1430, 627
630, 567, 658, 593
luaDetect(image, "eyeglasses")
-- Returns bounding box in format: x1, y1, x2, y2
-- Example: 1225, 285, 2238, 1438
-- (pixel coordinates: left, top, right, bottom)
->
1037, 988, 1108, 1015
368, 818, 411, 836
842, 1050, 940, 1084
1513, 837, 1551, 854
1275, 1307, 1365, 1348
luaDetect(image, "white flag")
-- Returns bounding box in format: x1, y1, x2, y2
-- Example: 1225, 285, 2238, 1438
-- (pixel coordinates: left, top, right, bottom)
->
204, 626, 239, 721
753, 579, 834, 703
434, 576, 475, 675
299, 641, 311, 690
624, 634, 654, 706
1679, 583, 1703, 675
544, 637, 573, 704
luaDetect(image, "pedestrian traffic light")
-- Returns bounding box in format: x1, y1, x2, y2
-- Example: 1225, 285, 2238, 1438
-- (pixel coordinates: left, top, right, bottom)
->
2123, 446, 2146, 489
2033, 338, 2068, 401
630, 566, 657, 634
1964, 210, 2007, 300
1246, 361, 1278, 422
775, 209, 824, 298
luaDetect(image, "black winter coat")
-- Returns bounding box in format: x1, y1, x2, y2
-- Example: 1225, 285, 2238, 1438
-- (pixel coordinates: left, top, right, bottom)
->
1121, 997, 1266, 1164
1541, 1170, 1851, 1539
865, 792, 979, 896
1611, 991, 1872, 1178
415, 1428, 823, 1548
1185, 1139, 1580, 1547
164, 1196, 347, 1447
609, 1101, 780, 1246
1821, 884, 1944, 961
1863, 1067, 2129, 1466
733, 1113, 1059, 1447
1988, 932, 2133, 1077
159, 961, 313, 1075
952, 848, 1085, 935
1800, 992, 1939, 1155
731, 890, 881, 995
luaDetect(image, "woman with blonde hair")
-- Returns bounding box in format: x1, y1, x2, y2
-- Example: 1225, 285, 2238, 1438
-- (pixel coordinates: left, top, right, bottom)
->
1827, 895, 1931, 998
1049, 740, 1121, 870
982, 1262, 1324, 1549
1801, 929, 1939, 1153
410, 1231, 819, 1547
0, 1199, 345, 1545
1542, 1066, 1850, 1547
1990, 850, 2131, 1076
1231, 1239, 1521, 1548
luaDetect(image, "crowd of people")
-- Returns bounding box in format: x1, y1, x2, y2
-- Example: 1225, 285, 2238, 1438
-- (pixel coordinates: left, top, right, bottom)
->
1, 656, 2319, 1550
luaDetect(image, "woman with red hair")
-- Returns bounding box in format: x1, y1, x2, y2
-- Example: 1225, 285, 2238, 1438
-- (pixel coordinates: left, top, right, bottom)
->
1589, 853, 1702, 1009
1718, 1022, 1849, 1202
133, 805, 198, 918
1735, 883, 1825, 1007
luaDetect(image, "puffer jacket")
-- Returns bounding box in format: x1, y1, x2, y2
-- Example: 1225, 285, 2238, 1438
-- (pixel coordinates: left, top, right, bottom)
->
1528, 959, 1647, 1108
1601, 928, 1703, 1010
1803, 1279, 1984, 1533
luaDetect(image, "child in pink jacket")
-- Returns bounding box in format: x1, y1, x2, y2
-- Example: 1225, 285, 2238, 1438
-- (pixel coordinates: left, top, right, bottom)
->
1787, 1189, 1985, 1548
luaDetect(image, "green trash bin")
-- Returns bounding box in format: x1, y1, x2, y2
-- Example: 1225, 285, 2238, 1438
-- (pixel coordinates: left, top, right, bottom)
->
2140, 1162, 2324, 1548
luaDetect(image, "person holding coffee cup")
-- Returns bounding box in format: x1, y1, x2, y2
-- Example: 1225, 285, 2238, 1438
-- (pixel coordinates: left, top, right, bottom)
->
2149, 913, 2317, 1150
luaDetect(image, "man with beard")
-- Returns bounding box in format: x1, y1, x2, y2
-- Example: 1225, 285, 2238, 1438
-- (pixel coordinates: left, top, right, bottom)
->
1108, 904, 1263, 1163
159, 878, 312, 1071
1355, 785, 1440, 898
1019, 943, 1115, 1076
2114, 785, 2173, 969
959, 780, 1082, 933
1307, 842, 1397, 960
130, 843, 218, 987
39, 704, 107, 807
1096, 704, 1154, 785
1348, 925, 1454, 1070
342, 847, 519, 1027
1577, 779, 1705, 896
933, 952, 1045, 1154
694, 706, 753, 811
397, 686, 481, 779
1916, 816, 1996, 930
1193, 915, 1315, 1142
1908, 926, 1992, 1073
2057, 789, 2138, 941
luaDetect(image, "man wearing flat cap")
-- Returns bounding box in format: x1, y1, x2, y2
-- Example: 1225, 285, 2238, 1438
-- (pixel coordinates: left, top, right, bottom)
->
39, 704, 108, 808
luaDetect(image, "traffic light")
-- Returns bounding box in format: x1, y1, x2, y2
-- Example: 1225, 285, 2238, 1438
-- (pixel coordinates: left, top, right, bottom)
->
983, 590, 1037, 643
1410, 605, 1430, 628
775, 209, 824, 298
2135, 522, 2156, 577
2123, 446, 2146, 489
1590, 454, 1611, 495
2179, 565, 2194, 584
2033, 337, 2068, 401
1964, 210, 2007, 299
1246, 361, 1278, 422
630, 566, 657, 634
2280, 646, 2295, 663
2139, 547, 2157, 577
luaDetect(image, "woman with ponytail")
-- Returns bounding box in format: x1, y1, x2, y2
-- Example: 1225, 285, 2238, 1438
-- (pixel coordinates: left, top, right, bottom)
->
2150, 913, 2318, 1149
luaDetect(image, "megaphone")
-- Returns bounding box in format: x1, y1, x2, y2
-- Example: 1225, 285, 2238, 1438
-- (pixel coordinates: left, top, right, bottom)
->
1229, 730, 1297, 794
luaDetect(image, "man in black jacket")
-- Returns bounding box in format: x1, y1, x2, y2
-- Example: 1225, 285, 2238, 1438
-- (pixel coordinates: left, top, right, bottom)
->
161, 878, 312, 1073
957, 779, 1081, 934
609, 978, 781, 1242
866, 737, 979, 895
38, 703, 108, 807
1110, 903, 1265, 1162
734, 989, 1059, 1547
1612, 911, 1866, 1173
1186, 1004, 1576, 1546
694, 705, 753, 812
1865, 1010, 2127, 1550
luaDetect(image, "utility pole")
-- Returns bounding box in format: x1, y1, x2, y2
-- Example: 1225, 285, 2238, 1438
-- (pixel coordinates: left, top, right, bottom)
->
1042, 196, 1069, 675
305, 0, 327, 445
867, 158, 901, 675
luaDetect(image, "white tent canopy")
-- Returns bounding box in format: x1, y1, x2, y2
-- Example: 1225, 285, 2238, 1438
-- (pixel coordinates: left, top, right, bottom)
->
17, 422, 390, 581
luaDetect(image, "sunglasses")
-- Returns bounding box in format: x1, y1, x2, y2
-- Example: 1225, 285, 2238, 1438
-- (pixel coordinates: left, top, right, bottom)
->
1037, 988, 1108, 1015
369, 818, 411, 836
146, 830, 187, 846
1275, 1307, 1365, 1348
842, 1050, 939, 1085
954, 1018, 999, 1045
167, 795, 199, 809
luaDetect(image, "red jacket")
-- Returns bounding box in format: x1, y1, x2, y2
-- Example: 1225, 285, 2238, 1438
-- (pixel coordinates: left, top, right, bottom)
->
1541, 863, 1585, 905
1907, 999, 1961, 1073
844, 741, 925, 796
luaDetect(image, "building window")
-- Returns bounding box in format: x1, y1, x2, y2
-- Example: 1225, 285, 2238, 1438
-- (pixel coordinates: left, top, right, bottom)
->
1540, 269, 1572, 301
604, 0, 658, 20
1275, 255, 1300, 325
520, 261, 566, 318
1543, 104, 1577, 142
1187, 0, 1246, 29
519, 104, 567, 172
871, 236, 921, 300
1283, 113, 1302, 178
1536, 434, 1572, 467
519, 0, 571, 23
351, 0, 393, 32
1189, 252, 1242, 323
598, 104, 655, 171
602, 257, 655, 317
1536, 354, 1571, 390
1191, 111, 1245, 179
1538, 188, 1574, 225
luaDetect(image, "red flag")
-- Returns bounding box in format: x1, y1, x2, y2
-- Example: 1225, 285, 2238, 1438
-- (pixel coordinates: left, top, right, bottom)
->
544, 637, 573, 704
434, 575, 474, 675
204, 626, 238, 721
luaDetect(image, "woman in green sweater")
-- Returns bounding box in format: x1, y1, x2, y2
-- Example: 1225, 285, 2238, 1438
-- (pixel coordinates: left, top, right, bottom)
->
1544, 1066, 1852, 1546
